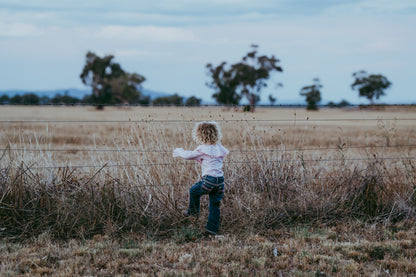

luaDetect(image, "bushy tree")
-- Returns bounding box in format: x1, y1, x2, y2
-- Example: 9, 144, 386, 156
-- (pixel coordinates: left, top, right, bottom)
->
51, 93, 81, 105
268, 94, 277, 105
351, 70, 391, 104
10, 95, 22, 105
206, 45, 283, 111
39, 96, 51, 105
300, 78, 322, 110
21, 93, 40, 105
185, 96, 202, 106
152, 94, 184, 106
231, 45, 283, 111
328, 100, 351, 108
206, 62, 241, 106
0, 95, 10, 104
80, 51, 146, 109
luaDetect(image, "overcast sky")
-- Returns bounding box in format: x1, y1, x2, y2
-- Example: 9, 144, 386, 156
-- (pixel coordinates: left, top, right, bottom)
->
1, 0, 415, 104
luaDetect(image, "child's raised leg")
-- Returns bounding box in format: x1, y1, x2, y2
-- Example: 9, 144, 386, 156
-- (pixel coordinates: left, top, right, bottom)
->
187, 180, 206, 216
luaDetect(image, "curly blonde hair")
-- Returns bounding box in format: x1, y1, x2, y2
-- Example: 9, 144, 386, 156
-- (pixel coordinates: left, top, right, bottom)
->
192, 121, 222, 145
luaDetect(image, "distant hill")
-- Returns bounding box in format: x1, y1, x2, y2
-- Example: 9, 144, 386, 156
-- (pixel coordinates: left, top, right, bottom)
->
141, 88, 171, 100
0, 88, 172, 101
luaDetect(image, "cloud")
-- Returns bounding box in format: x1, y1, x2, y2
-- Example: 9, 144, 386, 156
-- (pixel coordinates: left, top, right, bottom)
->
94, 25, 197, 42
2, 0, 416, 31
0, 22, 43, 37
359, 0, 416, 12
326, 0, 416, 15
115, 49, 151, 58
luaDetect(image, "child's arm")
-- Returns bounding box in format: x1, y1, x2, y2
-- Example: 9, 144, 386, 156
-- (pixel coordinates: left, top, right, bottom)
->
173, 148, 204, 162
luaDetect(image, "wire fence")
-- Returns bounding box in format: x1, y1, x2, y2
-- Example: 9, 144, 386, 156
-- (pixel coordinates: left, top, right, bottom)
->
8, 155, 415, 170
2, 144, 416, 154
1, 117, 415, 174
1, 118, 416, 124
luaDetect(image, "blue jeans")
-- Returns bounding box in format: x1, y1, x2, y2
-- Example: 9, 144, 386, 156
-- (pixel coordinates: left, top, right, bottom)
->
188, 175, 225, 234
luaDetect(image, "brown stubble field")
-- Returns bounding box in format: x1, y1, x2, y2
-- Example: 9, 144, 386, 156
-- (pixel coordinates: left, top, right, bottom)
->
0, 105, 416, 276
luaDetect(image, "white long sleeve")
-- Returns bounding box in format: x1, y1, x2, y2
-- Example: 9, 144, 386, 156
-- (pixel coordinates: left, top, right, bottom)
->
172, 148, 204, 160
172, 144, 229, 177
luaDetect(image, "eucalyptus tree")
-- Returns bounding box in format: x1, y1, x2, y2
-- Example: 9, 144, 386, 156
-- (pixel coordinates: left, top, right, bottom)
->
351, 70, 391, 104
300, 78, 322, 110
80, 51, 146, 109
206, 45, 283, 111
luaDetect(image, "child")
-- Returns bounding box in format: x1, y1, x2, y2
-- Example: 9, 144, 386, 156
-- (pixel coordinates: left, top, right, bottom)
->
173, 121, 229, 235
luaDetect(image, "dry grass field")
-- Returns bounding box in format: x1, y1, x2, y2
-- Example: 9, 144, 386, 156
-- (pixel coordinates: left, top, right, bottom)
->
0, 105, 416, 276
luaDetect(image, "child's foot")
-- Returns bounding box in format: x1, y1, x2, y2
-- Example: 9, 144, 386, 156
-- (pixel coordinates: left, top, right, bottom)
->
204, 229, 217, 236
182, 210, 199, 218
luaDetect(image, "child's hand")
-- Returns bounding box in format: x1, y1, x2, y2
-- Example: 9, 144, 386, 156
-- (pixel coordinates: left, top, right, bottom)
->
172, 148, 183, 157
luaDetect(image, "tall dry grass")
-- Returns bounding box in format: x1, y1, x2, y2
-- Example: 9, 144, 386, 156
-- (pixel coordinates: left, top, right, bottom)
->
0, 106, 415, 240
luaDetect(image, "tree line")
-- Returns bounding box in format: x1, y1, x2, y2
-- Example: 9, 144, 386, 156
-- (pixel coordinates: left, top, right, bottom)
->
1, 46, 392, 110
0, 92, 201, 107
0, 92, 84, 105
